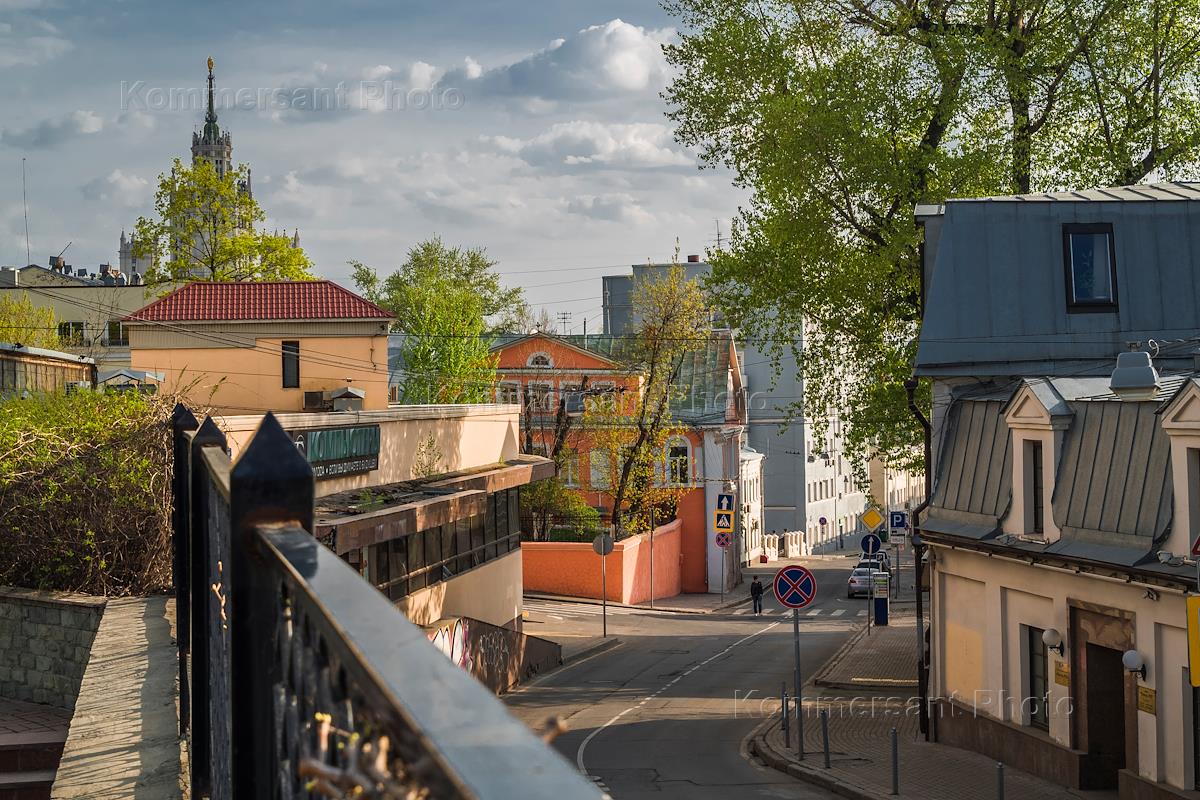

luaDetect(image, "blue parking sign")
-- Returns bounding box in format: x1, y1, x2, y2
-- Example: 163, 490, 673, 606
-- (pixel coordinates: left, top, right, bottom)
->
889, 511, 908, 530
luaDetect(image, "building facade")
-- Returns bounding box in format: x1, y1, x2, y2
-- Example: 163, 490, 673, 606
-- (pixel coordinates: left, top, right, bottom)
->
490, 331, 747, 594
126, 280, 392, 415
0, 342, 96, 397
915, 182, 1200, 797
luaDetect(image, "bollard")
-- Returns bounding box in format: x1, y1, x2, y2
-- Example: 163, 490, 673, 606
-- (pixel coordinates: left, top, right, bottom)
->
820, 709, 831, 769
996, 762, 1004, 800
890, 727, 899, 795
782, 685, 790, 749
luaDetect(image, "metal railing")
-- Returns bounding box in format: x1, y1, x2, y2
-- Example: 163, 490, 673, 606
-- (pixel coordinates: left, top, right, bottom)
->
171, 405, 602, 799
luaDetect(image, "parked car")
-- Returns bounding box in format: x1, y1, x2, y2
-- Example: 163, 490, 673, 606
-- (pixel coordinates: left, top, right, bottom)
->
847, 567, 876, 598
856, 556, 890, 574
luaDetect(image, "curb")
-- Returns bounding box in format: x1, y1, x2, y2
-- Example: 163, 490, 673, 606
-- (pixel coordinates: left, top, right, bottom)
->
562, 636, 621, 665
751, 724, 889, 800
812, 618, 922, 691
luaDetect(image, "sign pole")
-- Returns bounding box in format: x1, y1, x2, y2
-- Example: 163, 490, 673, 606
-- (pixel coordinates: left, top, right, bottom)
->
602, 551, 607, 638
650, 506, 656, 610
793, 607, 804, 759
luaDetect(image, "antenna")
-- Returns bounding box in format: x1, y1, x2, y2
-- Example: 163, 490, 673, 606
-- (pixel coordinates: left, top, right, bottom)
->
22, 158, 31, 266
556, 311, 572, 335
57, 242, 72, 259
712, 218, 724, 252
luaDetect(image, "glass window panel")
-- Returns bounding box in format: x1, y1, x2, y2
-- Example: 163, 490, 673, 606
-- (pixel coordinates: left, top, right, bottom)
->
1068, 231, 1114, 303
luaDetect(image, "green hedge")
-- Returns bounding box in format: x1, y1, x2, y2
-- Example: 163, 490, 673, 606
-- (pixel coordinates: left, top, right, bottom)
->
0, 390, 179, 595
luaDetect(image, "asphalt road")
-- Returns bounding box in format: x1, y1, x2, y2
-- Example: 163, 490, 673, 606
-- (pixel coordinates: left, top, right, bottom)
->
505, 561, 862, 799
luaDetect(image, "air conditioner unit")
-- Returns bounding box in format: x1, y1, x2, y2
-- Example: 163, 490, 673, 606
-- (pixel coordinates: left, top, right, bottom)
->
303, 391, 332, 411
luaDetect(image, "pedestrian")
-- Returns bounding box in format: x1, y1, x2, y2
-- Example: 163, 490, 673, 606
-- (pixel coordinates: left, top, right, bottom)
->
750, 575, 765, 615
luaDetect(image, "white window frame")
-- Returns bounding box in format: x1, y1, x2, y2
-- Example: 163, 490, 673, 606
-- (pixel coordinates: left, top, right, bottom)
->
664, 438, 692, 487
526, 351, 554, 368
496, 381, 520, 404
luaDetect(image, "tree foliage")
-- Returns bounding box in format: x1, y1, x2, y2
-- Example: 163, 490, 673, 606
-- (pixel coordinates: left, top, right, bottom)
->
0, 293, 60, 350
0, 389, 187, 595
663, 0, 1200, 471
589, 264, 711, 536
350, 237, 529, 334
133, 158, 315, 284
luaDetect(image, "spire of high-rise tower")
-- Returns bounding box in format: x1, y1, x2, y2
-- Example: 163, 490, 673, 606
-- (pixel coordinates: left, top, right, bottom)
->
201, 56, 221, 144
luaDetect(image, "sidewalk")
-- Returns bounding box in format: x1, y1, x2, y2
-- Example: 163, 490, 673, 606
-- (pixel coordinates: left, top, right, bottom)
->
755, 608, 1107, 799
524, 591, 746, 614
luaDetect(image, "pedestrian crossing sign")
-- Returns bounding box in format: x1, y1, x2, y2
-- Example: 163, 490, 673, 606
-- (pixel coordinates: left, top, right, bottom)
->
713, 510, 734, 532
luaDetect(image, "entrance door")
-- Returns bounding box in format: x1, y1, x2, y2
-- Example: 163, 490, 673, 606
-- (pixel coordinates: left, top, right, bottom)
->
1085, 643, 1126, 788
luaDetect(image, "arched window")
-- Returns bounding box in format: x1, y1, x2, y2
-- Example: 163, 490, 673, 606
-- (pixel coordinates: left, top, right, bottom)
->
527, 352, 553, 368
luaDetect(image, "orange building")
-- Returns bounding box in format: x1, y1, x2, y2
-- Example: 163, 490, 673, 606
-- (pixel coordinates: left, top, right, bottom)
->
492, 331, 746, 595
125, 280, 392, 415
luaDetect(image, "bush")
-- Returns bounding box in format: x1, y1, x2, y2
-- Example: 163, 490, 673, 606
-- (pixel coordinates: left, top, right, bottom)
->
0, 389, 183, 595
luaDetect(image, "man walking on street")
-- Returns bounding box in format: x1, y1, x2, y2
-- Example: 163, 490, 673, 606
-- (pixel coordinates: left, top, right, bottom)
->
750, 575, 764, 615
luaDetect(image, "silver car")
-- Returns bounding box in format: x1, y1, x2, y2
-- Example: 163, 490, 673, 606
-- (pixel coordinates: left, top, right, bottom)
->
847, 567, 876, 598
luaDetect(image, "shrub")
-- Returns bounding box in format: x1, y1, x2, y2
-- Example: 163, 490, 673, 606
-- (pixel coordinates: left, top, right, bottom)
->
0, 389, 183, 595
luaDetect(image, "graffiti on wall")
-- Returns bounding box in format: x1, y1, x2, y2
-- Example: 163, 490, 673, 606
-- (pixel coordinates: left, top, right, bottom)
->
425, 616, 559, 694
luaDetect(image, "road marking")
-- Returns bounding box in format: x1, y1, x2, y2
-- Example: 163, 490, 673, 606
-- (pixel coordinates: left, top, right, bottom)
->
831, 609, 845, 617
575, 618, 781, 774
806, 609, 822, 617
857, 610, 867, 617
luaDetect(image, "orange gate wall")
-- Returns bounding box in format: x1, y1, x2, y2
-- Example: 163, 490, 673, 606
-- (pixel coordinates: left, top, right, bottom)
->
522, 520, 683, 604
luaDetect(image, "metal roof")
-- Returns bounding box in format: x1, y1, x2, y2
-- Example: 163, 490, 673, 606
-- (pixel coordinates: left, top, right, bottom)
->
956, 181, 1200, 203
915, 190, 1200, 375
928, 399, 1012, 527
0, 341, 95, 365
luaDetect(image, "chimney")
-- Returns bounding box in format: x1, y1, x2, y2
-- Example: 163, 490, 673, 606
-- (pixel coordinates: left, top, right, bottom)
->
687, 254, 700, 263
0, 267, 17, 287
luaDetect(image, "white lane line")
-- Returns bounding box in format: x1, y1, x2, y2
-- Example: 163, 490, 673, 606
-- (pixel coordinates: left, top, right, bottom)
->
831, 609, 845, 617
857, 610, 867, 617
806, 609, 822, 617
575, 618, 781, 774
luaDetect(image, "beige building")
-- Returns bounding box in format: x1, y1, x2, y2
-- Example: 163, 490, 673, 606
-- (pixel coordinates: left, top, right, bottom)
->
126, 280, 392, 415
218, 403, 548, 632
0, 265, 161, 371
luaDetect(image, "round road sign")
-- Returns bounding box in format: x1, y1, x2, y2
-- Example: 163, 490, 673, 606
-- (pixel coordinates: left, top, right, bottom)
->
773, 565, 817, 609
861, 533, 882, 555
715, 531, 732, 549
592, 533, 614, 556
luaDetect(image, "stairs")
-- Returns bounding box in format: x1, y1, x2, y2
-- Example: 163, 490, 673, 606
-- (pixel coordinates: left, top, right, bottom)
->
0, 700, 70, 800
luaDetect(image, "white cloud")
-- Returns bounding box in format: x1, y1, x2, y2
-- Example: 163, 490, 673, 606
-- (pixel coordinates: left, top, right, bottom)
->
81, 170, 150, 207
486, 121, 692, 170
565, 193, 654, 225
0, 33, 71, 68
440, 19, 673, 103
1, 110, 103, 149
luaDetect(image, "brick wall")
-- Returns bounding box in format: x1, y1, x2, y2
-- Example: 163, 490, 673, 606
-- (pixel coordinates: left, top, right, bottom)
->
0, 586, 106, 710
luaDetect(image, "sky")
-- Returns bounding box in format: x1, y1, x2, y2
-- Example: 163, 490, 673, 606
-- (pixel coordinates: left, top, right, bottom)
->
0, 0, 746, 333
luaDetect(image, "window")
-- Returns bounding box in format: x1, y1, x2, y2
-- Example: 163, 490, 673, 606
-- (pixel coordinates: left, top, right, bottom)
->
58, 321, 84, 345
282, 340, 300, 388
666, 440, 691, 485
561, 449, 580, 487
528, 383, 553, 412
496, 381, 520, 404
1063, 223, 1117, 311
1024, 439, 1044, 535
1026, 625, 1049, 730
590, 450, 610, 490
587, 380, 617, 412
527, 352, 553, 368
105, 320, 128, 346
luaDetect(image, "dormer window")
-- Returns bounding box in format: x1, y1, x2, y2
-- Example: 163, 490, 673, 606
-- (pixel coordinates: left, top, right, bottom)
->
1063, 223, 1117, 312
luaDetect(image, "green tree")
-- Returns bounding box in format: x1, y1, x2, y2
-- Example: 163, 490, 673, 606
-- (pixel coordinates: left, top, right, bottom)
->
350, 237, 528, 334
133, 158, 315, 284
391, 270, 498, 404
0, 293, 60, 350
663, 0, 1200, 471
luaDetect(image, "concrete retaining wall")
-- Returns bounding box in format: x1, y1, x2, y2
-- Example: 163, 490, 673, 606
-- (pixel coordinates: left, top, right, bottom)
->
0, 586, 106, 710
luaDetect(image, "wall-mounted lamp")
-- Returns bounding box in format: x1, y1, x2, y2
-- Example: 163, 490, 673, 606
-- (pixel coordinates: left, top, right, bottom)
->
1042, 628, 1065, 657
1122, 649, 1147, 681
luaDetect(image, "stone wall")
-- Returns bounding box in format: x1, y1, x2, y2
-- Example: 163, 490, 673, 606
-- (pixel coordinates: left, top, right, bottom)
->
0, 586, 106, 710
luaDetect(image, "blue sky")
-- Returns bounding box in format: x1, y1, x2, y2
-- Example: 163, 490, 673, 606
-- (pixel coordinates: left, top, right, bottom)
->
0, 0, 745, 330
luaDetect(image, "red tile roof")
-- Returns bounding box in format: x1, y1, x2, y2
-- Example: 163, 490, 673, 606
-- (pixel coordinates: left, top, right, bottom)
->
124, 281, 394, 323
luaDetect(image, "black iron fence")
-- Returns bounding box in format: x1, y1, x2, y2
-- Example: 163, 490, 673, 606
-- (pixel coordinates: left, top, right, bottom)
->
171, 405, 602, 799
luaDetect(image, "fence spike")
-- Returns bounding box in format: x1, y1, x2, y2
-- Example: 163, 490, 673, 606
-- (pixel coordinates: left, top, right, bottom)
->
172, 402, 200, 432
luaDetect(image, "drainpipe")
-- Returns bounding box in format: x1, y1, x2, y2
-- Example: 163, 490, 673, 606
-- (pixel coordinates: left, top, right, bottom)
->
905, 376, 933, 741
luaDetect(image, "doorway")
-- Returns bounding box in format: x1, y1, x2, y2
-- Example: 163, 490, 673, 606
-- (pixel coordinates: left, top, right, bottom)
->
1084, 643, 1126, 788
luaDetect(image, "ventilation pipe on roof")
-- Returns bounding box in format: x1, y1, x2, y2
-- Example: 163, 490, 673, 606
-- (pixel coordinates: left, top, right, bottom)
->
1109, 351, 1159, 400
